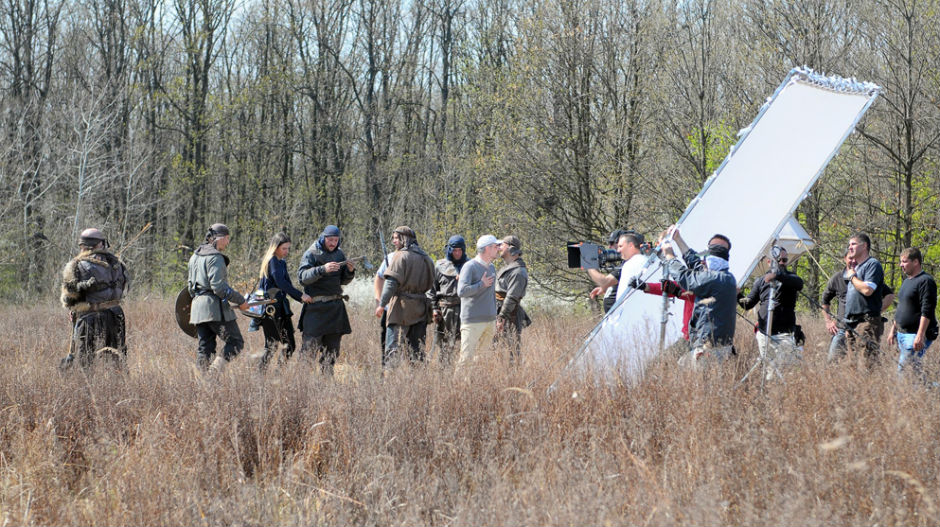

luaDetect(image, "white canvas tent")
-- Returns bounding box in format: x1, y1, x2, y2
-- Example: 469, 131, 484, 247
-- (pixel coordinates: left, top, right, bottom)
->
753, 216, 817, 276
560, 67, 879, 386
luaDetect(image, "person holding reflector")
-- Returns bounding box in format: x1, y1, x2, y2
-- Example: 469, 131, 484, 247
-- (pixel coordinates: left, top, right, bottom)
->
660, 227, 738, 365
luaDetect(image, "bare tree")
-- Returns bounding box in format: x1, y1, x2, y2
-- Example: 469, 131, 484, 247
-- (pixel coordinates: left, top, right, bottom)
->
854, 0, 940, 282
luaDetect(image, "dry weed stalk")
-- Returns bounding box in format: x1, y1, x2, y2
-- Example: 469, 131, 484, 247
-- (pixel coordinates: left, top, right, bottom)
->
0, 301, 936, 525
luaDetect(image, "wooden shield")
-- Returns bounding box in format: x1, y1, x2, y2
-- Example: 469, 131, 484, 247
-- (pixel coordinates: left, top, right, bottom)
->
174, 287, 197, 338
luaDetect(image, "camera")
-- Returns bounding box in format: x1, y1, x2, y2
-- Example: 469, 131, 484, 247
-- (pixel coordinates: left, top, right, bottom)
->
567, 242, 622, 270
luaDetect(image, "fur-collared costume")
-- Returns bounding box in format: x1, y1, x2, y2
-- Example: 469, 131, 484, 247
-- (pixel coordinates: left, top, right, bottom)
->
60, 248, 129, 368
61, 249, 128, 313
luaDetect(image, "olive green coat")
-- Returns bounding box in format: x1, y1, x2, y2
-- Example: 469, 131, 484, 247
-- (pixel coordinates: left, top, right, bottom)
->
187, 244, 246, 324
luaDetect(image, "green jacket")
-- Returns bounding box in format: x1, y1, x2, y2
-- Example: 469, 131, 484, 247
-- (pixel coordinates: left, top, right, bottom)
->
187, 244, 246, 324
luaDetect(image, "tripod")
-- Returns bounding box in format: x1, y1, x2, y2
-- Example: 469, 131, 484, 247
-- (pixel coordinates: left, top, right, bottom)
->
737, 247, 787, 387
659, 260, 674, 356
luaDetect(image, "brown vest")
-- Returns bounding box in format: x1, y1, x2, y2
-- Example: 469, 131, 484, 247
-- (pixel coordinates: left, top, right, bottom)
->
384, 247, 434, 326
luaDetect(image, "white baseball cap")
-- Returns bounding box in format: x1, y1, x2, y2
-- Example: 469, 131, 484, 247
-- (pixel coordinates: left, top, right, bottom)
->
476, 234, 500, 250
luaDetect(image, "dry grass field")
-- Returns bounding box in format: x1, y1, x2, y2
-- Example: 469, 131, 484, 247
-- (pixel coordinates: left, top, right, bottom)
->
0, 298, 937, 525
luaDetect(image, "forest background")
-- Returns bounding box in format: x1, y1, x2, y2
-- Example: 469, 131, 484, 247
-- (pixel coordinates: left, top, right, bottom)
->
1, 0, 938, 303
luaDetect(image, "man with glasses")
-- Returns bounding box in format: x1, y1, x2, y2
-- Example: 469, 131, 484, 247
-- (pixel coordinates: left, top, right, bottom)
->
738, 247, 804, 378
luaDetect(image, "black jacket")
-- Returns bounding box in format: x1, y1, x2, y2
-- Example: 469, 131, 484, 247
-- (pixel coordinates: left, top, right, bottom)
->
296, 241, 354, 336
740, 267, 803, 335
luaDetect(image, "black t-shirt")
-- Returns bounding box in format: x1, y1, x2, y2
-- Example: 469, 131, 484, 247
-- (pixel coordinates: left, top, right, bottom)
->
822, 269, 849, 319
894, 271, 938, 337
602, 265, 624, 312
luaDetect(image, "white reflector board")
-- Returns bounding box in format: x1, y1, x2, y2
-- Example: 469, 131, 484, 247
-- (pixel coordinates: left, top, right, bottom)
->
563, 67, 879, 386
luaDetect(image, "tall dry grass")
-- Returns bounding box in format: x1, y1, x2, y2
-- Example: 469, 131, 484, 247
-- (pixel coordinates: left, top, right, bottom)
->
0, 299, 937, 525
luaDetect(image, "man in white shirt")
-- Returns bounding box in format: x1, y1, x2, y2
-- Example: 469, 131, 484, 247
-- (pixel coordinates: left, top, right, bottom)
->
590, 231, 648, 304
614, 232, 649, 302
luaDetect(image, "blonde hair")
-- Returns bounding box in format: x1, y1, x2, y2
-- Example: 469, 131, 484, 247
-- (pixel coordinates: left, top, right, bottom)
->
259, 233, 291, 279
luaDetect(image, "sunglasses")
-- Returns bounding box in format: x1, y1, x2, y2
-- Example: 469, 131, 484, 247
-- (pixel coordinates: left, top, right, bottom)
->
777, 257, 788, 263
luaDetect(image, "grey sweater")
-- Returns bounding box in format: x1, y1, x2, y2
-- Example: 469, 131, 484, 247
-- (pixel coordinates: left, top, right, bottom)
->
457, 257, 497, 323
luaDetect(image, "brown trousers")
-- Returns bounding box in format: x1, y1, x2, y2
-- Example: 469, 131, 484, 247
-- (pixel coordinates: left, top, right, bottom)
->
845, 316, 884, 370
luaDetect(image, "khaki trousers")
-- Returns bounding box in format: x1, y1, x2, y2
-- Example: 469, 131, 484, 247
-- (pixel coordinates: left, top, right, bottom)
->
456, 320, 495, 371
845, 316, 884, 371
755, 332, 801, 380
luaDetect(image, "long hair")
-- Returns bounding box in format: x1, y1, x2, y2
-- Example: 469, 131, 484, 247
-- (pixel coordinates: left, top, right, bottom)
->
259, 233, 291, 279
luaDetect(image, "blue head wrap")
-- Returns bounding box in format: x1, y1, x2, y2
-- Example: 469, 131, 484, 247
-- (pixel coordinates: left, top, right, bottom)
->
317, 225, 342, 251
446, 235, 469, 271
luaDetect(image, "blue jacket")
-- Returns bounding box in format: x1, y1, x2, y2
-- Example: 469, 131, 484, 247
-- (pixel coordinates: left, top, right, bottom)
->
260, 257, 304, 317
667, 249, 738, 348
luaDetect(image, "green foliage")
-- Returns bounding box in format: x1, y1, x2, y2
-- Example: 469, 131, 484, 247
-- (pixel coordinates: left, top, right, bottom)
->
0, 0, 938, 304
687, 120, 737, 177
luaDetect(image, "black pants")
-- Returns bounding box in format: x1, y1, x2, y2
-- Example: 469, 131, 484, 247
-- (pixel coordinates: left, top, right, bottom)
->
301, 333, 343, 375
73, 307, 127, 368
259, 313, 296, 371
379, 310, 388, 365
495, 318, 522, 364
196, 319, 244, 369
434, 304, 461, 364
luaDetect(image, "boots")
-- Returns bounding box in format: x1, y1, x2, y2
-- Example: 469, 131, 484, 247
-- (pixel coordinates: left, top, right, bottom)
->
209, 354, 228, 374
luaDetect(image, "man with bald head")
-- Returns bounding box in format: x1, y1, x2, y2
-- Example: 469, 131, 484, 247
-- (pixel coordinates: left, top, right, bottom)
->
60, 228, 130, 369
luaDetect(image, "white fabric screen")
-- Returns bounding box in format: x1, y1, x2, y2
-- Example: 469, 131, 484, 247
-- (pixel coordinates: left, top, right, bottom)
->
567, 68, 879, 384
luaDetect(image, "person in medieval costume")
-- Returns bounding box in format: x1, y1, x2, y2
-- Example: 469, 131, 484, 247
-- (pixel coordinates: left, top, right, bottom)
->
255, 232, 312, 372
187, 223, 248, 372
427, 235, 469, 364
374, 231, 404, 366
60, 228, 130, 370
376, 226, 435, 367
297, 225, 356, 375
495, 235, 530, 364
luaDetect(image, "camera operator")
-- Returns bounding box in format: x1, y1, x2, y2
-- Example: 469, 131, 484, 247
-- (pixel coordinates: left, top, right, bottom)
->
590, 230, 648, 308
587, 229, 624, 312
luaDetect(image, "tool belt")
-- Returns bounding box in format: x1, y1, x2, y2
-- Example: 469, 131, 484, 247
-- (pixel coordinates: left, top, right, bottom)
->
309, 294, 347, 304
74, 299, 122, 314
437, 296, 460, 308
844, 312, 879, 326
398, 291, 428, 300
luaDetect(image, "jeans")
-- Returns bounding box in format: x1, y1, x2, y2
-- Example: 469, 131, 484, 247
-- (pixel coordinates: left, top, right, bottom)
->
896, 332, 934, 376
384, 321, 429, 367
827, 328, 847, 363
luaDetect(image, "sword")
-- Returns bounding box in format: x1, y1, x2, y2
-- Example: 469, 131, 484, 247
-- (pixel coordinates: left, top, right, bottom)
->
340, 255, 374, 271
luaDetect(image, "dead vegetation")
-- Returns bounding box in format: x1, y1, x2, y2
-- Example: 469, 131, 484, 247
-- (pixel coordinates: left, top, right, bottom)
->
0, 300, 937, 525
